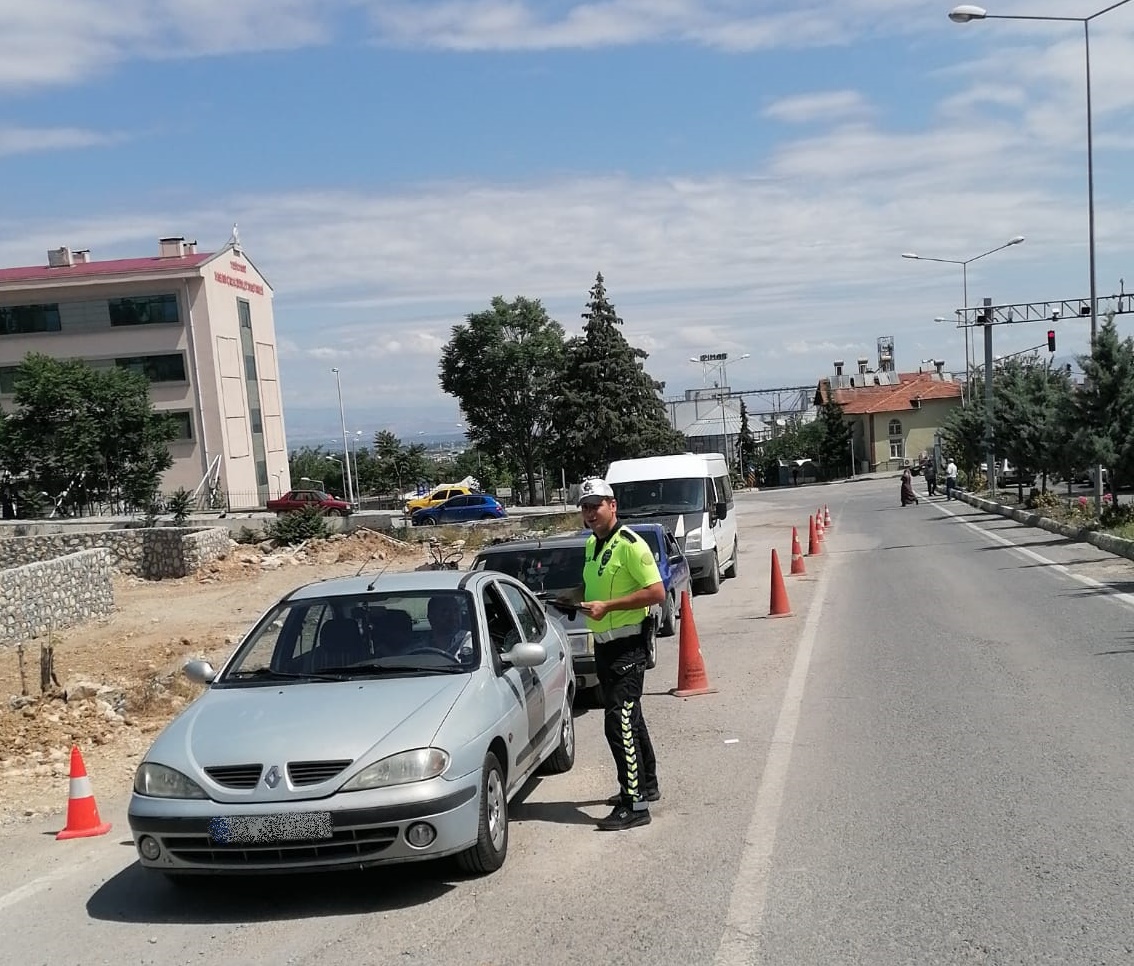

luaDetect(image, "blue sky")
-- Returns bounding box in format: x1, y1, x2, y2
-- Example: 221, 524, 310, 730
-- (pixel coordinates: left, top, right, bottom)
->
3, 0, 1133, 444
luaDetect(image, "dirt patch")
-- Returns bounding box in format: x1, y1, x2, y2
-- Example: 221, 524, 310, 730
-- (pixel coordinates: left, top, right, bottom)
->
0, 528, 436, 827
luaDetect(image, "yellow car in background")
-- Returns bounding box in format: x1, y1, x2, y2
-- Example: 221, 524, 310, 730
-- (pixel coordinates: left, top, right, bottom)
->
404, 484, 473, 515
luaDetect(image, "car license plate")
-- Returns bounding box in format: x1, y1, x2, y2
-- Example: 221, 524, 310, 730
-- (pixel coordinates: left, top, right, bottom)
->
208, 811, 333, 845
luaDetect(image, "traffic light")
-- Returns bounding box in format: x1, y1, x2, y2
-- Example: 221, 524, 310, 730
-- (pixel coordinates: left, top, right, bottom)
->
1047, 329, 1056, 352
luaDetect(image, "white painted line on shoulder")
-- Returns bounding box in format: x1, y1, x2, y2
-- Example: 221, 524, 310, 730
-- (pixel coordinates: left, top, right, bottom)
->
936, 502, 1134, 611
0, 862, 87, 913
714, 560, 833, 966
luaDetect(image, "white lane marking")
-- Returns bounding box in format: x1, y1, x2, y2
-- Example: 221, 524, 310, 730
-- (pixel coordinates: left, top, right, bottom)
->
937, 502, 1134, 611
714, 562, 832, 966
0, 860, 94, 913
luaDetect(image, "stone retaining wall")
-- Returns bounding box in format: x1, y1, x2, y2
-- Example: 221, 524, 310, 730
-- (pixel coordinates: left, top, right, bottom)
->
0, 527, 232, 580
0, 549, 114, 647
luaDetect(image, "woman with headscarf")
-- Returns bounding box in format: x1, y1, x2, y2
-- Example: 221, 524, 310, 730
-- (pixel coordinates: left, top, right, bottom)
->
900, 467, 919, 506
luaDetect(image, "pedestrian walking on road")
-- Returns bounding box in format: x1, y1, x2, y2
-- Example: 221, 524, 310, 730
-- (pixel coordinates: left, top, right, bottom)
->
900, 468, 919, 506
945, 459, 958, 500
924, 460, 938, 497
562, 477, 664, 831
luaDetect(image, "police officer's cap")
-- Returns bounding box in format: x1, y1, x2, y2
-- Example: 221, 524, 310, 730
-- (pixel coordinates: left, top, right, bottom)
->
577, 478, 615, 506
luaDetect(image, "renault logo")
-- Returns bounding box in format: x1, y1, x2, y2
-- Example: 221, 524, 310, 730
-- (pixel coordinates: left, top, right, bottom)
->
264, 765, 282, 788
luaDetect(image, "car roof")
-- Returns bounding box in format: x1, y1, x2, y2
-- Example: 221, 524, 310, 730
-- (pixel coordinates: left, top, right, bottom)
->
473, 533, 590, 555
284, 569, 489, 601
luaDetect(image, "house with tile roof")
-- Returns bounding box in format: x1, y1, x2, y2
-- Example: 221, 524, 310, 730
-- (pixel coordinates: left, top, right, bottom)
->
814, 359, 964, 474
0, 236, 290, 510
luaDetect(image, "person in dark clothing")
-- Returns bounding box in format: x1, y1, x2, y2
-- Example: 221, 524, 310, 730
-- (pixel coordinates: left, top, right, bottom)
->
900, 468, 919, 506
924, 460, 938, 497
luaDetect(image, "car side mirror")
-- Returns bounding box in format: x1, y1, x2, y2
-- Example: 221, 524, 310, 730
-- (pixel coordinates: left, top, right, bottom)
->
501, 642, 547, 668
715, 501, 728, 520
183, 659, 217, 684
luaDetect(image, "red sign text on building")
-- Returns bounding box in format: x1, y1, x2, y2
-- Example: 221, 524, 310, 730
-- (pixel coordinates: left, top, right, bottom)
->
214, 271, 264, 296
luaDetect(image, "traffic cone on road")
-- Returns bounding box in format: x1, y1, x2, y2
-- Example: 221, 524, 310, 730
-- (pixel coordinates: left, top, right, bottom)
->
670, 590, 716, 697
816, 509, 825, 542
808, 515, 821, 556
768, 549, 793, 618
790, 526, 806, 575
823, 505, 832, 529
56, 746, 111, 840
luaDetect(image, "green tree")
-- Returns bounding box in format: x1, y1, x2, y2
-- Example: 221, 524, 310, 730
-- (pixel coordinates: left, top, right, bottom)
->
737, 400, 758, 480
440, 296, 566, 505
941, 389, 988, 485
1065, 314, 1134, 493
993, 357, 1077, 497
815, 400, 853, 480
0, 353, 176, 516
549, 273, 684, 481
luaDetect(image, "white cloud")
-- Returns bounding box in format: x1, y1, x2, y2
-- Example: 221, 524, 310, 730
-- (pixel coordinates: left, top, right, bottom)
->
0, 126, 125, 157
762, 90, 873, 124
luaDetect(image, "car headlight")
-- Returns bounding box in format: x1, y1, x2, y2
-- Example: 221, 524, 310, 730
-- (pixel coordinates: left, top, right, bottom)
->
134, 763, 208, 799
340, 748, 450, 792
684, 528, 703, 553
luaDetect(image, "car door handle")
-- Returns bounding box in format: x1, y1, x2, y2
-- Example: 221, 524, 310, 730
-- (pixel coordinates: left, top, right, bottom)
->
558, 651, 565, 662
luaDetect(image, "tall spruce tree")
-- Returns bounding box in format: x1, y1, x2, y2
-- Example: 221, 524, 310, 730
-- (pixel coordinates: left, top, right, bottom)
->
1066, 313, 1134, 493
550, 273, 684, 481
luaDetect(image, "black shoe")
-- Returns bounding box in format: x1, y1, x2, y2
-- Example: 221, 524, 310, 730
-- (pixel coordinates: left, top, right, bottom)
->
597, 804, 651, 831
605, 788, 661, 806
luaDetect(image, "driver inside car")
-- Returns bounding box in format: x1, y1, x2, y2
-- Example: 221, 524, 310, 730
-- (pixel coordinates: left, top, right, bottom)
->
427, 595, 475, 662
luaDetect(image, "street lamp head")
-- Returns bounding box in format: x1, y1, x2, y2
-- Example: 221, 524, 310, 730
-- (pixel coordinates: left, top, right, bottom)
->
737, 353, 751, 361
933, 316, 950, 323
1007, 235, 1025, 246
949, 5, 987, 23
901, 253, 920, 260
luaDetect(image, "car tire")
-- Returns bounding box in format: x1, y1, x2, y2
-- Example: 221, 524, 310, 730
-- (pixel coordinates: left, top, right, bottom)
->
540, 698, 575, 774
421, 517, 438, 526
659, 591, 677, 637
480, 513, 495, 520
723, 539, 739, 579
456, 752, 508, 875
645, 623, 658, 670
698, 552, 721, 595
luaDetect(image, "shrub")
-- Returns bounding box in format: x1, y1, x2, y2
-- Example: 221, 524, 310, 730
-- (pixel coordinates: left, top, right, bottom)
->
1025, 488, 1062, 512
1100, 500, 1134, 530
166, 487, 193, 526
234, 526, 263, 545
265, 506, 330, 545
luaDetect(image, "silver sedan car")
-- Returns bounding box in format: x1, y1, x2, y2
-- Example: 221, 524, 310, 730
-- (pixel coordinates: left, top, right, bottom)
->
127, 570, 576, 880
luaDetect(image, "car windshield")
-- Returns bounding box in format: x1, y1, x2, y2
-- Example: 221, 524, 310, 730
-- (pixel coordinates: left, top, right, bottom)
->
473, 544, 586, 594
219, 590, 480, 685
611, 478, 706, 516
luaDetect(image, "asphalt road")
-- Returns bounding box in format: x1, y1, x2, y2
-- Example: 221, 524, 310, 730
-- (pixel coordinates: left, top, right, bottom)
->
2, 477, 1133, 965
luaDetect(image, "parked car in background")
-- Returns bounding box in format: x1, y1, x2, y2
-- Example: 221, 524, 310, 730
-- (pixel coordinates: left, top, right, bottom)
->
470, 533, 662, 698
411, 493, 506, 527
266, 489, 352, 516
624, 523, 691, 637
127, 570, 575, 880
404, 484, 474, 515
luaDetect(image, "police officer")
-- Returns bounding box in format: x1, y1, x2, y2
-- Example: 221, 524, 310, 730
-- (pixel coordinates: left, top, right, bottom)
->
569, 477, 665, 831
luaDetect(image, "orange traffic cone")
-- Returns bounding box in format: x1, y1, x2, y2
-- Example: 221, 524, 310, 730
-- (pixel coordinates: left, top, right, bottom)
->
670, 590, 716, 697
56, 746, 111, 840
823, 505, 832, 529
808, 514, 821, 556
768, 549, 793, 617
790, 526, 807, 575
816, 510, 825, 541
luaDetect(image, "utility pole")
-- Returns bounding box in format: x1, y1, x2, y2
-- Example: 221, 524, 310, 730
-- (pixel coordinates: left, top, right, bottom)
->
981, 297, 996, 500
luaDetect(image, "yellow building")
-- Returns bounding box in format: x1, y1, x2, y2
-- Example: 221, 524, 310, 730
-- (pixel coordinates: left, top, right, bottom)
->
0, 236, 290, 510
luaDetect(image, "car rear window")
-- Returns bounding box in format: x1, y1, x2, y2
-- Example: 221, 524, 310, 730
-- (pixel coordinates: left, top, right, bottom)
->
473, 545, 587, 593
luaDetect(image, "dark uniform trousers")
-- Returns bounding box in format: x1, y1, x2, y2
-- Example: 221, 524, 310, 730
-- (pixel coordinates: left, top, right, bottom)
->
594, 625, 657, 810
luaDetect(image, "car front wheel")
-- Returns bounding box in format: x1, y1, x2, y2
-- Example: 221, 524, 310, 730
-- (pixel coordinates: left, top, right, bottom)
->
456, 752, 508, 875
659, 591, 677, 637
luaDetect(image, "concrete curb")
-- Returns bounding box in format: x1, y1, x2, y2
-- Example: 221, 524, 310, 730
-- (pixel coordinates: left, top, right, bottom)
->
955, 491, 1134, 563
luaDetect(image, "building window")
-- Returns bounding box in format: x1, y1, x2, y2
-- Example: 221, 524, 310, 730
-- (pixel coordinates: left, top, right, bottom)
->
238, 298, 252, 330
0, 303, 61, 335
255, 459, 269, 487
250, 406, 263, 434
0, 366, 18, 393
890, 440, 904, 459
109, 294, 180, 326
888, 419, 902, 436
166, 411, 193, 440
115, 353, 187, 383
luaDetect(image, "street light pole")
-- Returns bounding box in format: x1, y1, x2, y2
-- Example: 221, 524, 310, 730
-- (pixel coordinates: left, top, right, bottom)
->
330, 368, 355, 508
948, 1, 1132, 512
901, 235, 1025, 379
